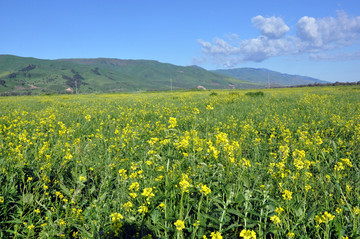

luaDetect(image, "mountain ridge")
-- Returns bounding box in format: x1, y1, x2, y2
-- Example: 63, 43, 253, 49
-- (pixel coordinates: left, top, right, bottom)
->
0, 55, 325, 95
213, 68, 327, 87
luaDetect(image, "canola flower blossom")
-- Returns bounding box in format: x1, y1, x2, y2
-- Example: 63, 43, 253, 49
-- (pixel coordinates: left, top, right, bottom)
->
168, 117, 178, 128
179, 174, 191, 193
27, 224, 35, 230
129, 182, 140, 191
200, 184, 211, 196
288, 232, 295, 238
174, 220, 185, 231
240, 229, 257, 239
282, 190, 293, 200
314, 211, 335, 225
141, 187, 155, 198
110, 212, 123, 223
85, 114, 91, 121
121, 201, 133, 211
270, 215, 281, 225
138, 205, 149, 214
110, 213, 123, 236
275, 207, 284, 214
210, 231, 223, 239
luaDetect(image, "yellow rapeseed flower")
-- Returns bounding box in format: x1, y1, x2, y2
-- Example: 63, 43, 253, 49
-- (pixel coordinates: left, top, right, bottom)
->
334, 162, 345, 171
275, 207, 284, 214
27, 224, 35, 230
193, 107, 200, 114
129, 182, 140, 191
193, 220, 200, 227
206, 104, 214, 111
241, 158, 251, 167
138, 205, 148, 214
323, 211, 335, 221
129, 192, 138, 198
141, 187, 155, 198
270, 215, 281, 225
288, 232, 295, 238
168, 117, 178, 128
353, 207, 360, 215
179, 174, 191, 193
200, 184, 211, 196
315, 211, 335, 225
340, 158, 352, 167
174, 220, 185, 231
118, 169, 128, 179
240, 229, 257, 239
110, 212, 123, 223
122, 201, 133, 212
282, 190, 293, 200
210, 231, 223, 239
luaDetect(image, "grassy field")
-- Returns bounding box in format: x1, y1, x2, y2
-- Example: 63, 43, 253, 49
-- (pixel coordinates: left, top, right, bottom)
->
0, 86, 359, 238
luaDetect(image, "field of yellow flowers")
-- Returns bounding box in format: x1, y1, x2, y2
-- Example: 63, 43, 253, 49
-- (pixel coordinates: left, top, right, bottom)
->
0, 86, 359, 238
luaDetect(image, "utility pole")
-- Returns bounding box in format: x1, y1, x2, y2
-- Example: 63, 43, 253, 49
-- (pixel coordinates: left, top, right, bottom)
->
267, 72, 270, 89
170, 78, 173, 91
75, 80, 78, 94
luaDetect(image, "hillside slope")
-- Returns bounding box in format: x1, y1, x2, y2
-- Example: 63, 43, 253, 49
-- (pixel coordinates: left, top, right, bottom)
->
0, 55, 258, 95
213, 68, 327, 87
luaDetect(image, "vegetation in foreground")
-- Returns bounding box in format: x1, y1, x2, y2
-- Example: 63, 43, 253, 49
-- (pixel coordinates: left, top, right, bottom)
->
0, 86, 359, 238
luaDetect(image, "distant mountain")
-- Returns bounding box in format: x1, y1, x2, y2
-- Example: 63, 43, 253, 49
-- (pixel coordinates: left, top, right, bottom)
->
213, 68, 327, 87
0, 55, 259, 95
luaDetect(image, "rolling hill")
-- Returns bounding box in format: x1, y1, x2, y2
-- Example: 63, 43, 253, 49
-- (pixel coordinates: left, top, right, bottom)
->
0, 55, 257, 95
0, 55, 327, 95
213, 68, 327, 87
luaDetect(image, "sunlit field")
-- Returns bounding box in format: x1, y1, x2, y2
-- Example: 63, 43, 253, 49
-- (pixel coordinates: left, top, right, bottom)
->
1, 86, 359, 238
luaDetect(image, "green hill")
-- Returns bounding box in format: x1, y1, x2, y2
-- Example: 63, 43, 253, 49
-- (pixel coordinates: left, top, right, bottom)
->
213, 68, 327, 87
0, 55, 258, 95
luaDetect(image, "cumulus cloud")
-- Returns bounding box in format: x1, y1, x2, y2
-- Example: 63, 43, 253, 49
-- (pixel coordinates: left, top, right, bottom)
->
198, 11, 360, 67
297, 11, 360, 51
198, 36, 295, 67
252, 15, 290, 39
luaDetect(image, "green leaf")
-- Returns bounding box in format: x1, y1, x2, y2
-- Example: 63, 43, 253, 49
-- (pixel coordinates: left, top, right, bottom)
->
202, 214, 220, 224
222, 223, 241, 233
227, 208, 245, 218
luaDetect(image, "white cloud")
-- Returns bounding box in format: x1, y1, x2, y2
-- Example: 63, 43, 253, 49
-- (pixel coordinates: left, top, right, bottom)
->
198, 38, 239, 55
252, 15, 290, 39
296, 16, 322, 47
310, 51, 360, 61
296, 11, 360, 51
198, 11, 360, 66
198, 36, 295, 67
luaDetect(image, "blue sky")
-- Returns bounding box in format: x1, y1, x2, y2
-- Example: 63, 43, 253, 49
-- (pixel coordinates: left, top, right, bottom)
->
1, 0, 360, 82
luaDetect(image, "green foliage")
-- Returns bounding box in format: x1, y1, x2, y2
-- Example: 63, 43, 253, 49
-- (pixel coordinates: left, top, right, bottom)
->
245, 91, 264, 97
